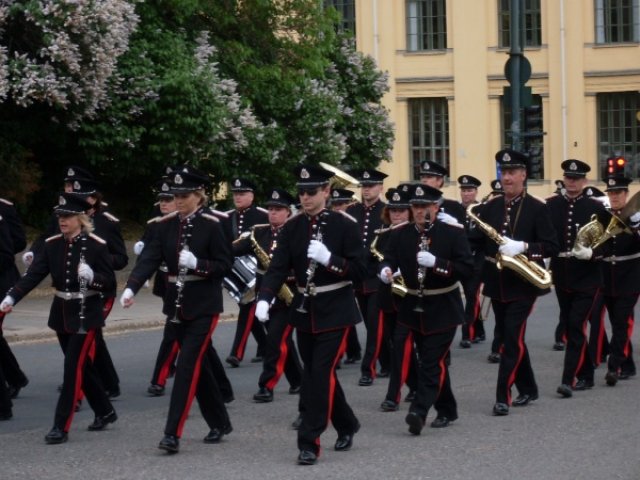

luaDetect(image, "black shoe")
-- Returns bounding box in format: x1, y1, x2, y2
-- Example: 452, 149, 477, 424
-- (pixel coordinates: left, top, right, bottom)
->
45, 427, 68, 444
105, 387, 120, 399
335, 422, 360, 451
404, 390, 416, 402
512, 393, 538, 407
203, 424, 233, 444
291, 414, 302, 430
619, 370, 635, 380
430, 416, 454, 428
492, 402, 509, 416
147, 384, 165, 396
288, 385, 301, 395
225, 355, 240, 368
358, 375, 373, 386
158, 434, 180, 453
297, 450, 317, 465
380, 399, 399, 412
556, 384, 573, 398
405, 412, 425, 435
8, 378, 28, 399
253, 387, 274, 403
476, 334, 486, 342
344, 354, 361, 365
0, 410, 12, 421
487, 352, 501, 364
250, 355, 263, 363
88, 410, 118, 431
459, 340, 471, 349
605, 370, 618, 386
377, 369, 390, 378
553, 341, 566, 351
572, 379, 594, 391
224, 394, 235, 404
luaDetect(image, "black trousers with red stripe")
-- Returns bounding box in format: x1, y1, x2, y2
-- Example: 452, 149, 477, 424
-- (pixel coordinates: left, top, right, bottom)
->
357, 291, 389, 377
588, 295, 610, 367
55, 331, 113, 432
165, 314, 229, 438
410, 327, 457, 421
91, 297, 120, 392
258, 307, 302, 391
384, 312, 418, 404
0, 355, 12, 415
604, 293, 638, 374
493, 298, 538, 405
461, 274, 483, 342
296, 328, 359, 455
229, 302, 266, 361
556, 289, 599, 385
0, 312, 28, 389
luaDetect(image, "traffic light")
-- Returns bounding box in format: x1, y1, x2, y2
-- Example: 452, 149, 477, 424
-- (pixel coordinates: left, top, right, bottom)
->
523, 105, 544, 179
606, 156, 626, 176
523, 105, 543, 139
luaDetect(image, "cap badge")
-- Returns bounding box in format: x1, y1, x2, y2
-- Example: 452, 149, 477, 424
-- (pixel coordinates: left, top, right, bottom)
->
300, 168, 310, 179
182, 167, 189, 173
496, 182, 502, 189
272, 191, 280, 199
569, 162, 577, 171
73, 181, 81, 190
424, 163, 430, 170
161, 183, 169, 192
174, 174, 183, 185
165, 166, 173, 175
415, 186, 424, 196
67, 168, 75, 177
461, 177, 468, 184
503, 153, 511, 162
332, 190, 339, 197
234, 179, 241, 187
58, 195, 66, 205
608, 178, 615, 186
363, 171, 370, 179
392, 192, 401, 201
587, 188, 593, 195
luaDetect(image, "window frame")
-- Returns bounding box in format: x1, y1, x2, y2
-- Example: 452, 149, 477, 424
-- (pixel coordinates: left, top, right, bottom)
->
408, 97, 450, 180
498, 0, 542, 48
324, 0, 357, 34
597, 92, 640, 179
406, 0, 448, 52
595, 0, 640, 44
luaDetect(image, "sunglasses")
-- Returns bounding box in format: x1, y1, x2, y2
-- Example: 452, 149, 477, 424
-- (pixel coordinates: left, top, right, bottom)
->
297, 187, 321, 197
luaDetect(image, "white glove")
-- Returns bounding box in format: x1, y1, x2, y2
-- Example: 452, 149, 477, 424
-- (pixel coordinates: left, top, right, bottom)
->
21, 251, 33, 267
307, 240, 331, 266
178, 250, 197, 270
255, 300, 270, 322
379, 266, 393, 284
417, 251, 436, 267
437, 211, 460, 226
0, 295, 14, 313
572, 244, 593, 260
499, 238, 526, 256
133, 241, 145, 256
120, 288, 135, 308
78, 263, 94, 284
630, 211, 640, 228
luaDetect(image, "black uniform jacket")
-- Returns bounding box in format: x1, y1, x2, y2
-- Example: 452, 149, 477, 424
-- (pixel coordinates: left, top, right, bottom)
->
9, 232, 115, 333
547, 193, 607, 292
0, 216, 20, 293
370, 225, 404, 313
139, 216, 169, 299
599, 209, 640, 296
347, 199, 386, 293
440, 198, 467, 225
0, 198, 27, 254
380, 220, 474, 335
126, 208, 232, 320
222, 204, 269, 240
258, 209, 367, 333
475, 193, 559, 301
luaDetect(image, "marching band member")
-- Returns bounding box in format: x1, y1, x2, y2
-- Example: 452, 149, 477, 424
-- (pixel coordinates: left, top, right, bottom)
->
120, 166, 232, 453
379, 184, 473, 434
329, 188, 356, 213
255, 164, 366, 465
1, 192, 117, 443
419, 160, 466, 224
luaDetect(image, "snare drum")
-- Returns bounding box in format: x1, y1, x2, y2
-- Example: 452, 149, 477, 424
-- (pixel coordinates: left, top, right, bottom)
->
223, 255, 258, 304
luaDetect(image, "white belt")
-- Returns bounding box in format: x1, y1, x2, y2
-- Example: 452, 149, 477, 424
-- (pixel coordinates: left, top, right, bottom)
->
557, 252, 572, 258
55, 290, 100, 300
168, 275, 206, 283
484, 256, 496, 264
603, 252, 640, 263
297, 280, 352, 294
405, 282, 460, 297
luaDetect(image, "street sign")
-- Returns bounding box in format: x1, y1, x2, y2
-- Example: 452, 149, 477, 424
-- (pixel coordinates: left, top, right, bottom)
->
504, 55, 532, 84
503, 86, 532, 108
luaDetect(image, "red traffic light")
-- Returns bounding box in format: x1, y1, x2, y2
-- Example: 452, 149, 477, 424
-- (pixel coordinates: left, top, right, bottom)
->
606, 157, 626, 175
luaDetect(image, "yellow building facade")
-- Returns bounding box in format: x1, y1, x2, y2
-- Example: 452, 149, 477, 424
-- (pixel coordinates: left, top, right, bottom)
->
334, 0, 640, 199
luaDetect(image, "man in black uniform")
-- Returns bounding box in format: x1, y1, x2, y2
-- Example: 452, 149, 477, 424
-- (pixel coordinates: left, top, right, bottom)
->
547, 160, 607, 397
599, 175, 640, 385
475, 149, 558, 416
224, 178, 269, 367
346, 168, 388, 386
457, 175, 486, 348
329, 188, 356, 212
255, 164, 366, 466
379, 184, 473, 433
2, 192, 117, 443
419, 160, 466, 224
121, 166, 232, 453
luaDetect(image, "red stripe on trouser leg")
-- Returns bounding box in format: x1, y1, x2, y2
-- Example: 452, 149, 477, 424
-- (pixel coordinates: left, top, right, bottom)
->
436, 344, 450, 396
395, 331, 414, 404
571, 294, 600, 385
623, 314, 634, 358
102, 297, 115, 320
595, 306, 607, 366
64, 330, 96, 432
175, 315, 219, 437
505, 316, 529, 405
469, 286, 482, 340
235, 303, 256, 360
367, 310, 385, 378
265, 325, 292, 391
157, 341, 180, 387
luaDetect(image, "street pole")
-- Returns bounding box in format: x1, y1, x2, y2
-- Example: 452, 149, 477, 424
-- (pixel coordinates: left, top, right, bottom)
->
509, 0, 522, 151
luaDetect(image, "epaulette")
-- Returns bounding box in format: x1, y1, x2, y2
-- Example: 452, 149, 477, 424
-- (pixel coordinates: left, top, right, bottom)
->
252, 223, 270, 230
225, 208, 235, 215
528, 194, 547, 205
153, 201, 160, 206
337, 210, 357, 223
374, 220, 410, 235
101, 201, 109, 207
147, 215, 163, 224
102, 212, 120, 222
89, 233, 107, 244
45, 233, 63, 242
159, 211, 179, 222
208, 208, 229, 219
0, 198, 13, 206
284, 211, 302, 224
201, 213, 220, 222
442, 221, 464, 230
256, 206, 269, 214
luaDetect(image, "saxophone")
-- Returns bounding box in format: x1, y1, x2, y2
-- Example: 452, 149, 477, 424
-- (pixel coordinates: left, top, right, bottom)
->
466, 203, 552, 289
249, 225, 294, 306
370, 224, 408, 297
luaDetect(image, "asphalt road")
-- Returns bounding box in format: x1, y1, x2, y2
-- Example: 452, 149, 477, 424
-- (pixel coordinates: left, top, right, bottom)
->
2, 294, 640, 480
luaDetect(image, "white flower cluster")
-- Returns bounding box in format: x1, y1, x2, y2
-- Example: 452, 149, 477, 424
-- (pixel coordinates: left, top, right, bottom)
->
0, 0, 138, 118
0, 4, 8, 99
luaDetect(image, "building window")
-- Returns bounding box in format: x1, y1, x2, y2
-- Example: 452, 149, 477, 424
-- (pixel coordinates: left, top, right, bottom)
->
500, 95, 545, 180
324, 0, 356, 34
498, 0, 542, 48
597, 92, 640, 178
595, 0, 640, 43
408, 98, 450, 179
406, 0, 447, 51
